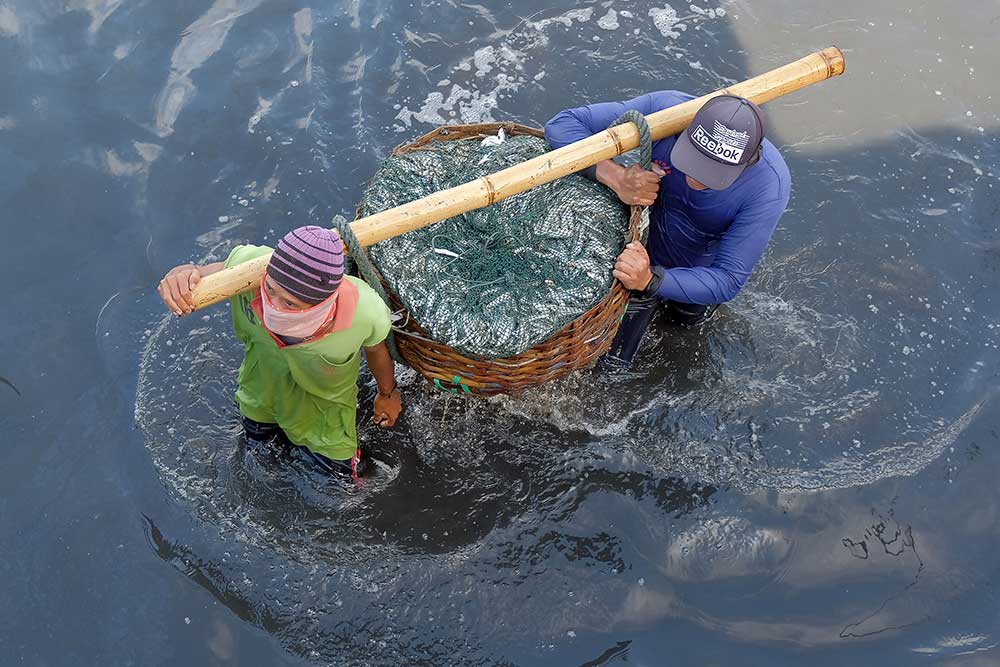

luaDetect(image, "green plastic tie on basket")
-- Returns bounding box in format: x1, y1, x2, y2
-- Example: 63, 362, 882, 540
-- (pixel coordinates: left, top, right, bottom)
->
432, 376, 472, 394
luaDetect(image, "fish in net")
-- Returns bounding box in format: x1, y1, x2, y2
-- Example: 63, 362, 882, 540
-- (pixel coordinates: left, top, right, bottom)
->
360, 133, 630, 359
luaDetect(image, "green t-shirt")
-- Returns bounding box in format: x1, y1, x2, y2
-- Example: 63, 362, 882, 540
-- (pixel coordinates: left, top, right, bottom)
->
224, 244, 392, 460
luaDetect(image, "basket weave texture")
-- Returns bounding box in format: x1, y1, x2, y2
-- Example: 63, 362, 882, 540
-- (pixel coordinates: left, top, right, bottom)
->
360, 122, 641, 395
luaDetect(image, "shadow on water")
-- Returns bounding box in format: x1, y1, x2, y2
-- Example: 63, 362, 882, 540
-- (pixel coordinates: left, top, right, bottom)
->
2, 0, 999, 665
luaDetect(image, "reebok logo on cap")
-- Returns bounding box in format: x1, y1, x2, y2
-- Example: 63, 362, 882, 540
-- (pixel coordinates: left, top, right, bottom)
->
690, 120, 751, 165
669, 94, 766, 190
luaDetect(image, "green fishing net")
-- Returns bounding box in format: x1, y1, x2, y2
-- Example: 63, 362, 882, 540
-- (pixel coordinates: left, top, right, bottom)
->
360, 133, 630, 359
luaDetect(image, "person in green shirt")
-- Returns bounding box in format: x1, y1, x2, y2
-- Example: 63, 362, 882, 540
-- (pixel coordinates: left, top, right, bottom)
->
157, 225, 402, 480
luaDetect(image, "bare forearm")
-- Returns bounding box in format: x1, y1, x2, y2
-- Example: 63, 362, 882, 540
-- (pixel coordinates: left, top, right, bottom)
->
366, 341, 402, 428
364, 342, 396, 394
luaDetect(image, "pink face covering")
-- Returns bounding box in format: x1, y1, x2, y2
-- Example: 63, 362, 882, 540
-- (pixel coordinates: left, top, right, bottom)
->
260, 274, 338, 340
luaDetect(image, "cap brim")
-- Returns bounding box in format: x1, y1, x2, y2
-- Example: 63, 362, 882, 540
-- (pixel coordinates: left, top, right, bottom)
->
670, 131, 746, 190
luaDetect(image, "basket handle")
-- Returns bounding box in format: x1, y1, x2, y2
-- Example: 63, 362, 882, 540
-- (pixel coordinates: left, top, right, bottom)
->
330, 215, 402, 362
609, 110, 653, 245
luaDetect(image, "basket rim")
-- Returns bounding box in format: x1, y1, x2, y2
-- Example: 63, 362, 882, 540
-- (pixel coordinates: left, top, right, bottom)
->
357, 121, 642, 391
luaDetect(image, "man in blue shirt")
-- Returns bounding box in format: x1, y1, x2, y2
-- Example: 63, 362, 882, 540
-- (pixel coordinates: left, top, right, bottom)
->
544, 92, 791, 364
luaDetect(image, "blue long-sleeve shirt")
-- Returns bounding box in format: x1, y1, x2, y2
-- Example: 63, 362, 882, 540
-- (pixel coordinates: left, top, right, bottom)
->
544, 91, 791, 305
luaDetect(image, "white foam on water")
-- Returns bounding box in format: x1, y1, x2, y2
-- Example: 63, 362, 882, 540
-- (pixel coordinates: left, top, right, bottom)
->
597, 9, 620, 31
490, 374, 680, 439
392, 4, 729, 132
394, 42, 525, 129
649, 5, 686, 39
525, 8, 594, 31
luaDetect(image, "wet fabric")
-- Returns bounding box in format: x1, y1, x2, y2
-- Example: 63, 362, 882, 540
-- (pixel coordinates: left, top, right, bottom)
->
544, 90, 791, 306
241, 416, 367, 478
225, 244, 392, 461
604, 294, 719, 366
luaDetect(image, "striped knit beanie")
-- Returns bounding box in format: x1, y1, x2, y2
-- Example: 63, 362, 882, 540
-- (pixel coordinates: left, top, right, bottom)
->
266, 226, 345, 305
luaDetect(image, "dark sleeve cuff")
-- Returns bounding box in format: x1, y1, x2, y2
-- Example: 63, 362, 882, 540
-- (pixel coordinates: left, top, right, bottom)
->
580, 165, 598, 181
642, 265, 665, 297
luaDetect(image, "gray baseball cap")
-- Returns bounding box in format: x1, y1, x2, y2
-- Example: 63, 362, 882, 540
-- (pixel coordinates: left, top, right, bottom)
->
670, 95, 765, 190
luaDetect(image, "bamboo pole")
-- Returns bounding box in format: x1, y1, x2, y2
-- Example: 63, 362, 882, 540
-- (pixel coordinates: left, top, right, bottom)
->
189, 46, 845, 311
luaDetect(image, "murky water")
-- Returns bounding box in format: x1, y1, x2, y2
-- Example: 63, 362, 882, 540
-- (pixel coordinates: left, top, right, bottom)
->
3, 1, 999, 664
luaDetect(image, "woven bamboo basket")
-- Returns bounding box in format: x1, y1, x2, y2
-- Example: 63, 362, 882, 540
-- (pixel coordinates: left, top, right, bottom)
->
359, 122, 641, 395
